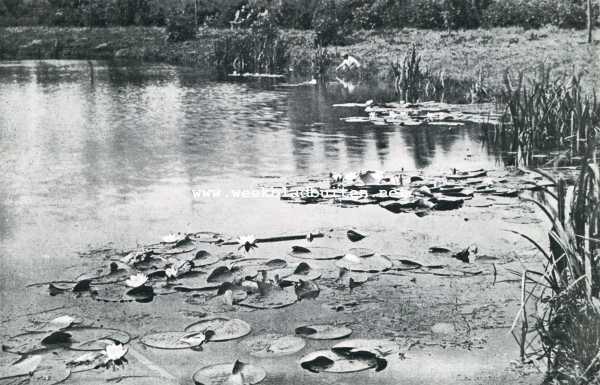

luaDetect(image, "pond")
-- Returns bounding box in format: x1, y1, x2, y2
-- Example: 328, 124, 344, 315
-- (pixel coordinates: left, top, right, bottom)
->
0, 60, 503, 285
0, 61, 540, 385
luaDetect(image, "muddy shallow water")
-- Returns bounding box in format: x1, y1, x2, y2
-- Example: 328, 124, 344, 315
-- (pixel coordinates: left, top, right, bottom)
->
0, 61, 545, 384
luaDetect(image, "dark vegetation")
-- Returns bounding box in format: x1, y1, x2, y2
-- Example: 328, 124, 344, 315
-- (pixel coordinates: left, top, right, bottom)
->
0, 0, 597, 35
492, 68, 600, 167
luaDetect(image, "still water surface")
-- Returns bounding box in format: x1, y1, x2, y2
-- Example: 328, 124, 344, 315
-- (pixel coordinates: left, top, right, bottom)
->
0, 60, 502, 289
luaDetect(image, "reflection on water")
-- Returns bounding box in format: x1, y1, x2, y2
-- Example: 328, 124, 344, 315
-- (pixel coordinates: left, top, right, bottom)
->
0, 60, 502, 284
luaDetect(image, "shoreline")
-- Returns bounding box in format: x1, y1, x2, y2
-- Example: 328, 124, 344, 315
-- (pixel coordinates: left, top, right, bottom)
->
1, 26, 598, 92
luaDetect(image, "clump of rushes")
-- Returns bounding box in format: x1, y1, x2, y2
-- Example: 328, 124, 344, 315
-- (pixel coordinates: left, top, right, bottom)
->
498, 66, 600, 167
391, 46, 492, 104
311, 46, 333, 81
391, 44, 424, 103
509, 129, 600, 383
212, 17, 290, 79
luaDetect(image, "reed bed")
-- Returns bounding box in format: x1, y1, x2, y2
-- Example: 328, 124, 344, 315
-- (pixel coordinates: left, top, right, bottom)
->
390, 45, 493, 104
212, 20, 290, 78
493, 67, 600, 167
510, 133, 600, 383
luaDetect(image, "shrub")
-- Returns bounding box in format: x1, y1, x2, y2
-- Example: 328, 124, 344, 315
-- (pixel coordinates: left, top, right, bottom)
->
166, 9, 197, 42
482, 0, 596, 29
312, 0, 346, 46
272, 0, 316, 29
408, 0, 444, 29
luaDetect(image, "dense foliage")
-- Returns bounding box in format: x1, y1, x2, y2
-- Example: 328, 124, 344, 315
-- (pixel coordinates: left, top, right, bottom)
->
0, 0, 597, 33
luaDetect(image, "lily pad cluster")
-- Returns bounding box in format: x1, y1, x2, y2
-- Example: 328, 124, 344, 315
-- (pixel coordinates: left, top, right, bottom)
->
1, 315, 131, 384
280, 168, 554, 214
333, 100, 503, 127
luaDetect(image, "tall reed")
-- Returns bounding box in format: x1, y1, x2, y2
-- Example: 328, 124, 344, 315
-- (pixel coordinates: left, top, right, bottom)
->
497, 67, 600, 167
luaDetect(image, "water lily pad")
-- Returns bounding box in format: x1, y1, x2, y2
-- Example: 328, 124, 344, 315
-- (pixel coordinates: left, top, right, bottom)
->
433, 196, 464, 210
28, 315, 82, 333
140, 331, 206, 350
288, 246, 345, 260
336, 254, 392, 272
299, 350, 377, 373
173, 272, 223, 291
27, 353, 71, 385
0, 355, 42, 380
78, 263, 131, 285
242, 334, 305, 357
332, 339, 398, 356
348, 248, 375, 258
67, 327, 131, 351
277, 262, 321, 284
239, 285, 297, 309
192, 361, 265, 385
295, 325, 352, 340
91, 284, 133, 303
74, 376, 180, 385
346, 230, 367, 242
185, 318, 251, 342
2, 331, 72, 355
280, 271, 321, 284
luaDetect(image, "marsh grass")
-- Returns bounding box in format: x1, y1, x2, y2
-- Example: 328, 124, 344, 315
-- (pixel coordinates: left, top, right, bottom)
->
510, 134, 600, 382
495, 67, 600, 167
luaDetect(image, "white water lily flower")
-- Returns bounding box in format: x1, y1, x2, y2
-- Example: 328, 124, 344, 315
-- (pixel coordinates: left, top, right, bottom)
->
222, 289, 234, 306
165, 266, 178, 279
125, 273, 148, 288
100, 342, 128, 369
236, 235, 257, 252
105, 342, 128, 361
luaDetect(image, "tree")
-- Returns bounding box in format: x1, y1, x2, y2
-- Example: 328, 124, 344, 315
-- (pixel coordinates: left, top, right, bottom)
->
587, 0, 593, 43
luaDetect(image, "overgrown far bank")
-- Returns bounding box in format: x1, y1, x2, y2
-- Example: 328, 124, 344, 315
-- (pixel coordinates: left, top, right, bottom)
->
1, 26, 598, 92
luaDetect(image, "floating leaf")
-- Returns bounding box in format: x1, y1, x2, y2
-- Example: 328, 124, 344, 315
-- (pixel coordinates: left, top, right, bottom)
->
243, 334, 305, 357
433, 196, 464, 211
173, 272, 222, 292
295, 325, 352, 340
288, 246, 345, 260
206, 266, 235, 283
277, 262, 321, 284
239, 285, 297, 309
346, 230, 367, 242
380, 199, 419, 213
348, 248, 375, 258
2, 331, 72, 355
192, 361, 265, 385
29, 315, 82, 333
332, 339, 398, 357
336, 254, 392, 272
0, 355, 42, 380
68, 327, 131, 351
141, 331, 206, 350
429, 247, 452, 254
26, 354, 71, 385
185, 318, 251, 342
300, 350, 378, 373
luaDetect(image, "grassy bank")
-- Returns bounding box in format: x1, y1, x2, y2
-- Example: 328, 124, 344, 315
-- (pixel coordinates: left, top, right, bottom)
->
0, 26, 598, 91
